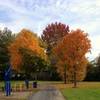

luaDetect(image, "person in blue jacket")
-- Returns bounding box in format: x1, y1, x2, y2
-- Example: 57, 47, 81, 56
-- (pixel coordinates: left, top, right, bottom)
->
4, 65, 11, 96
25, 78, 29, 89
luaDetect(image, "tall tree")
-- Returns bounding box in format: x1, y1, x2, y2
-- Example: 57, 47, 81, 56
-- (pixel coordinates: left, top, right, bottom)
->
53, 29, 91, 86
8, 29, 47, 70
41, 22, 69, 79
0, 27, 15, 71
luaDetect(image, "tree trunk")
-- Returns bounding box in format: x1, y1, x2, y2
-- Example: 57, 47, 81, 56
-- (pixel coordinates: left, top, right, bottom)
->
64, 65, 67, 84
73, 65, 77, 88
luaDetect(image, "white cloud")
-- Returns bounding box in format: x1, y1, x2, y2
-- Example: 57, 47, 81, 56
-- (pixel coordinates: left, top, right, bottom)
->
86, 35, 100, 60
0, 0, 100, 60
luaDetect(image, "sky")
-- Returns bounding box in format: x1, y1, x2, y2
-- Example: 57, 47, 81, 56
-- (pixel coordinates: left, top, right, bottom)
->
0, 0, 100, 60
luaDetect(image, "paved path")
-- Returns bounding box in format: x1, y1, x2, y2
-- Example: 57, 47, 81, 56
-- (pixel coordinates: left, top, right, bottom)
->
28, 86, 65, 100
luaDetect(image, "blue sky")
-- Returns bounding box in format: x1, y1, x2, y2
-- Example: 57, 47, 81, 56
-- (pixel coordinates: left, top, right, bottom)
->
0, 0, 100, 60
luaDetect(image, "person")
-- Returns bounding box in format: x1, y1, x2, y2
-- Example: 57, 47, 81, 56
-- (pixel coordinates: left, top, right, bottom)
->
25, 79, 29, 89
4, 66, 11, 96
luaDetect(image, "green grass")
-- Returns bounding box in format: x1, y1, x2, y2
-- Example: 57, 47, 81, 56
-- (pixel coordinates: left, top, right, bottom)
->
62, 88, 100, 100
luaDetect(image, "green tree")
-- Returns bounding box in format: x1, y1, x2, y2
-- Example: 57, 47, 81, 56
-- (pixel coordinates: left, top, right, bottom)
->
0, 27, 15, 72
85, 55, 100, 81
19, 48, 48, 80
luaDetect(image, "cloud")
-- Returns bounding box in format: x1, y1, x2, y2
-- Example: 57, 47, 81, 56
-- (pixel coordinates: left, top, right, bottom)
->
0, 0, 100, 60
86, 35, 100, 60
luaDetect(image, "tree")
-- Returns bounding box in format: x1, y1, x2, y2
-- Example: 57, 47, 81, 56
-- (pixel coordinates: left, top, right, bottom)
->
96, 54, 100, 68
41, 22, 69, 55
41, 22, 69, 80
19, 48, 48, 80
85, 55, 100, 81
53, 29, 91, 86
0, 27, 15, 72
8, 29, 47, 71
85, 59, 100, 81
55, 57, 88, 83
85, 61, 96, 81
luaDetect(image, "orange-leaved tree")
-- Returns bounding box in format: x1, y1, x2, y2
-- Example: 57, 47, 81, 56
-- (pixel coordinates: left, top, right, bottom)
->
8, 29, 47, 70
55, 57, 88, 83
53, 29, 91, 86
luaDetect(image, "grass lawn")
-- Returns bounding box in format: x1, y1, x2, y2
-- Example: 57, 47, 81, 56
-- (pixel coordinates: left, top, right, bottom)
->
62, 88, 100, 100
60, 82, 100, 100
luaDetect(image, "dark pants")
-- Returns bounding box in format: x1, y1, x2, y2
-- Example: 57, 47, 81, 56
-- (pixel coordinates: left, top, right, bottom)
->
25, 80, 29, 89
5, 81, 11, 96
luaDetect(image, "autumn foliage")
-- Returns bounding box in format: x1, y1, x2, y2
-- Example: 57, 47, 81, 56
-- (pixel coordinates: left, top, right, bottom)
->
41, 22, 70, 76
53, 29, 91, 85
8, 29, 46, 70
42, 22, 69, 51
5, 22, 91, 85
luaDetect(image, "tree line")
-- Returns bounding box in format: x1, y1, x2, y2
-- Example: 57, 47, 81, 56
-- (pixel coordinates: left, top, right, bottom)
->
0, 22, 99, 87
